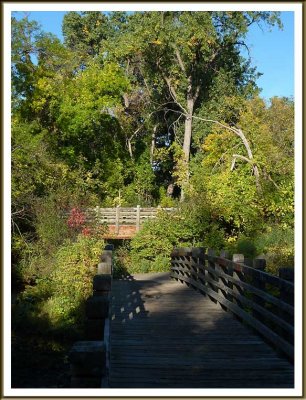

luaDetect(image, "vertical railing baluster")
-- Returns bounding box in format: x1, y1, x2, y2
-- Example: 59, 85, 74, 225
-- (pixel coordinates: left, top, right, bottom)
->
219, 250, 229, 311
115, 206, 120, 235
208, 248, 218, 304
232, 254, 244, 311
251, 259, 266, 321
136, 205, 140, 232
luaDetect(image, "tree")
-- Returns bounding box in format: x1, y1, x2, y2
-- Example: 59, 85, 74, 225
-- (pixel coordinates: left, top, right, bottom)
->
188, 96, 294, 239
11, 15, 40, 116
118, 11, 281, 199
62, 11, 110, 60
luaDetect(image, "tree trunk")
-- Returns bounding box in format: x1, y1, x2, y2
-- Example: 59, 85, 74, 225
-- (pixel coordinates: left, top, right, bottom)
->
181, 98, 194, 201
183, 98, 194, 161
150, 125, 157, 166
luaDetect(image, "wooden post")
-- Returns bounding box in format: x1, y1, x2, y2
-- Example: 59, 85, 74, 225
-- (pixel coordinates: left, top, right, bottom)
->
189, 247, 204, 291
136, 205, 140, 232
233, 254, 244, 264
207, 249, 218, 304
278, 268, 294, 344
219, 250, 229, 310
252, 258, 266, 321
115, 206, 120, 235
220, 250, 229, 259
279, 268, 294, 311
232, 254, 244, 310
69, 341, 106, 387
95, 205, 100, 224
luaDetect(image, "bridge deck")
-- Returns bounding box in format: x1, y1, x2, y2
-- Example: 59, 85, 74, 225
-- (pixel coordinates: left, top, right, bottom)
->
109, 273, 294, 388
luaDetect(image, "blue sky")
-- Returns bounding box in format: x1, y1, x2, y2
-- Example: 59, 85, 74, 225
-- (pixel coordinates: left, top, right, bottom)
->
13, 11, 294, 100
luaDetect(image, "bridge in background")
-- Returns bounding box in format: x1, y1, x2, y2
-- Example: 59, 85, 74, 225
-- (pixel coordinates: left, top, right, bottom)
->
85, 206, 176, 239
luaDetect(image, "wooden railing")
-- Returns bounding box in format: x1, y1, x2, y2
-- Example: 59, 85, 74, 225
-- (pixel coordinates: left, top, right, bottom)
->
69, 244, 113, 388
84, 206, 176, 233
170, 247, 294, 361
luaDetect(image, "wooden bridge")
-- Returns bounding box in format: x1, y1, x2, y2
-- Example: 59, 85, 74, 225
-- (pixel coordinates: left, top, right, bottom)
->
69, 246, 294, 389
84, 206, 176, 239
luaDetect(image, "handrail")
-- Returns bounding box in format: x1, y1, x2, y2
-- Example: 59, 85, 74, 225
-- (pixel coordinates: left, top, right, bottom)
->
99, 244, 113, 388
69, 244, 113, 388
170, 247, 294, 361
64, 206, 177, 234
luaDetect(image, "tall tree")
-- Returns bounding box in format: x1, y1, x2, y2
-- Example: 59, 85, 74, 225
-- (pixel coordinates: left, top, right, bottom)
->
117, 11, 281, 199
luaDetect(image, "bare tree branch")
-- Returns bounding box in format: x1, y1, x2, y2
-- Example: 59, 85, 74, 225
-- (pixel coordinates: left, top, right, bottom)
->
212, 143, 241, 172
232, 153, 253, 165
11, 208, 25, 216
126, 126, 142, 159
163, 75, 188, 114
192, 115, 263, 191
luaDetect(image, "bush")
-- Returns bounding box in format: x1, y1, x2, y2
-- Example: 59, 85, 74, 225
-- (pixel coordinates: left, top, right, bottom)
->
129, 211, 194, 273
35, 197, 69, 251
48, 235, 104, 324
236, 238, 258, 259
13, 235, 104, 335
113, 242, 131, 278
254, 225, 294, 274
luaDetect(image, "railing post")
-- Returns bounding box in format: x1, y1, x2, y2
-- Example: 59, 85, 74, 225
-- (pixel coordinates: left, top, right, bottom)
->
136, 205, 140, 232
279, 267, 294, 305
191, 247, 205, 292
278, 268, 294, 345
252, 258, 266, 320
232, 254, 244, 310
178, 248, 192, 287
219, 250, 229, 310
207, 249, 218, 304
115, 206, 120, 235
95, 205, 100, 224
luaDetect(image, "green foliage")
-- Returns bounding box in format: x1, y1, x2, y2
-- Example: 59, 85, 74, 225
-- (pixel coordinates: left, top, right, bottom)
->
14, 236, 104, 335
254, 225, 294, 274
113, 242, 131, 278
158, 187, 177, 208
63, 11, 110, 58
235, 238, 258, 259
11, 15, 41, 111
11, 11, 293, 387
129, 211, 194, 273
11, 12, 294, 294
47, 236, 104, 324
34, 197, 69, 251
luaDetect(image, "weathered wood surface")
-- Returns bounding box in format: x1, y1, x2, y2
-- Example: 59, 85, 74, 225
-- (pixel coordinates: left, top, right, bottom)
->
171, 249, 294, 360
109, 273, 294, 388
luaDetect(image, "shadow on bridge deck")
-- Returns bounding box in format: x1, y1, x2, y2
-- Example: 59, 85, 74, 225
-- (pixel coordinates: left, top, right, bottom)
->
109, 272, 294, 389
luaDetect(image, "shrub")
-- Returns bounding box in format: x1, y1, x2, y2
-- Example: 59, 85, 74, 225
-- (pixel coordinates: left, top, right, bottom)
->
113, 242, 131, 278
254, 225, 294, 274
48, 235, 104, 324
236, 238, 258, 259
34, 194, 69, 252
129, 211, 194, 273
13, 235, 104, 336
